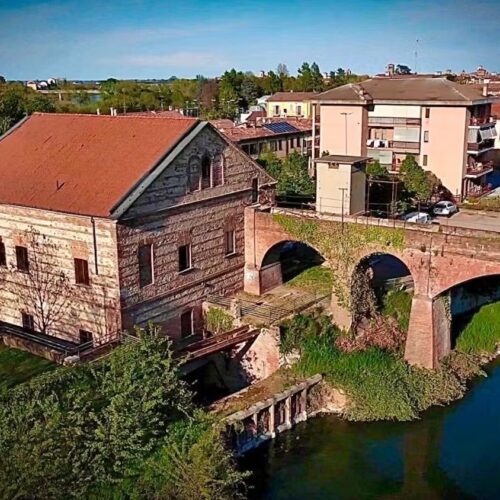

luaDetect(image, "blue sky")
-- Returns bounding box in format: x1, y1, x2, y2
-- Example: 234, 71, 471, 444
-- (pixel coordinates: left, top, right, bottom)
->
1, 0, 499, 80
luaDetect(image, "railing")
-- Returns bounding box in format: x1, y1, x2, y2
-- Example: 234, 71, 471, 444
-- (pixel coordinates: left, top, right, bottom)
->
367, 140, 420, 152
368, 116, 421, 126
469, 116, 496, 126
466, 161, 494, 177
467, 139, 495, 152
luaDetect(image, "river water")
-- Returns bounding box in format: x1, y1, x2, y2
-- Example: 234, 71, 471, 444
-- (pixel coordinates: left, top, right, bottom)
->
244, 359, 500, 500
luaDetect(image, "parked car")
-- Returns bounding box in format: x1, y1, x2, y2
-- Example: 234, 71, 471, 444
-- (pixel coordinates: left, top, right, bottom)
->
432, 201, 458, 217
400, 211, 434, 224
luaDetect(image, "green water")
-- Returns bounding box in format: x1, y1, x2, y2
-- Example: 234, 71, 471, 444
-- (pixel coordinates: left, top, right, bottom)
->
244, 359, 500, 499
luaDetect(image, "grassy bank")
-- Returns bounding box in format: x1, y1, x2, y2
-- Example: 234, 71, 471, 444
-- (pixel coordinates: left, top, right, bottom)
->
0, 343, 56, 393
281, 313, 482, 421
455, 302, 500, 355
287, 266, 333, 294
381, 289, 412, 332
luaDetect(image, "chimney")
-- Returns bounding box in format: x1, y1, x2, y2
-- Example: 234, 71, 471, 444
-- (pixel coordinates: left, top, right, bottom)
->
483, 79, 490, 97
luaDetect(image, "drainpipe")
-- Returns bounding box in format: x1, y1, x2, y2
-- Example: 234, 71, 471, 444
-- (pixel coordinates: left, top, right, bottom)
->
91, 217, 99, 275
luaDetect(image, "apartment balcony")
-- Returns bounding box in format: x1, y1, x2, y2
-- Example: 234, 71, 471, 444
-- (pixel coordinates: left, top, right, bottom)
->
467, 138, 496, 154
368, 116, 421, 127
469, 116, 496, 126
367, 139, 420, 153
465, 161, 494, 179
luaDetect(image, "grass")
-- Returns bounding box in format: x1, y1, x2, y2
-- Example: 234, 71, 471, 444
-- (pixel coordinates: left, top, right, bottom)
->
381, 289, 413, 332
284, 313, 465, 421
0, 343, 56, 392
455, 302, 500, 355
286, 266, 333, 294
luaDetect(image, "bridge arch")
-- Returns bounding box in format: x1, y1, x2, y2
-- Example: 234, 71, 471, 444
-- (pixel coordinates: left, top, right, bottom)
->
257, 240, 326, 294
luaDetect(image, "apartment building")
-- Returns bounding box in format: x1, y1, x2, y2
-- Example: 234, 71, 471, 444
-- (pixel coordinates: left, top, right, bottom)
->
0, 113, 274, 358
312, 78, 496, 200
267, 91, 317, 119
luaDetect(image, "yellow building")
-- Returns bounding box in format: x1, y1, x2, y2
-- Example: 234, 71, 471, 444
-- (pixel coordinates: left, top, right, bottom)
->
266, 91, 317, 118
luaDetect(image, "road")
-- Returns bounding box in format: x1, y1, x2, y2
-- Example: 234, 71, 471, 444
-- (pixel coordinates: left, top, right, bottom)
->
442, 209, 500, 233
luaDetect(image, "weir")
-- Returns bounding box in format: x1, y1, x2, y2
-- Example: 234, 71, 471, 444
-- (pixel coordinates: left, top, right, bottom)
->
222, 374, 323, 455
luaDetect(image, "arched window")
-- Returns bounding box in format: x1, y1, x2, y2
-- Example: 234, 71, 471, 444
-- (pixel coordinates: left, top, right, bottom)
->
201, 155, 212, 189
212, 154, 224, 187
188, 156, 200, 192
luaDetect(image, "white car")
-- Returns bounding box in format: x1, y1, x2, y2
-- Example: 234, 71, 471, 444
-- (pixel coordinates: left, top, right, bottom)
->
433, 201, 458, 217
400, 211, 434, 224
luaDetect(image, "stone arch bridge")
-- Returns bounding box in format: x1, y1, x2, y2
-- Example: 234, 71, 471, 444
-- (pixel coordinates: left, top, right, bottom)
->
244, 207, 500, 369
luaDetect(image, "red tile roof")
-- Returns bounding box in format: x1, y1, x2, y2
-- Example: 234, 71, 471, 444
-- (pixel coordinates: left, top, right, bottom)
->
0, 113, 197, 217
267, 91, 317, 102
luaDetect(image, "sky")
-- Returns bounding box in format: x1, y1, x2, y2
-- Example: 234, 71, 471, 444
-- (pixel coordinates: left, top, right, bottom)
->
1, 0, 499, 81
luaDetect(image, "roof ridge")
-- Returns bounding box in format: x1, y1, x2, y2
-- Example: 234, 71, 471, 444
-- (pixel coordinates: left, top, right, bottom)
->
442, 78, 471, 101
32, 112, 197, 120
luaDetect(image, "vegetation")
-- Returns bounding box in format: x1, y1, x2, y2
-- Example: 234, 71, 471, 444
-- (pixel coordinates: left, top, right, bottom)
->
462, 197, 500, 212
366, 160, 389, 179
0, 324, 244, 499
258, 151, 314, 197
381, 289, 413, 332
280, 313, 478, 421
455, 302, 500, 355
0, 343, 56, 393
399, 155, 439, 206
206, 307, 234, 334
287, 266, 333, 295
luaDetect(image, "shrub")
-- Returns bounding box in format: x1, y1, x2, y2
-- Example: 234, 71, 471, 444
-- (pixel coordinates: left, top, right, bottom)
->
206, 307, 234, 335
381, 289, 413, 332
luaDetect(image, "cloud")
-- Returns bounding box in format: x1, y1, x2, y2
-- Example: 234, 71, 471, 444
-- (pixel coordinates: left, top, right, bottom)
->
118, 51, 228, 68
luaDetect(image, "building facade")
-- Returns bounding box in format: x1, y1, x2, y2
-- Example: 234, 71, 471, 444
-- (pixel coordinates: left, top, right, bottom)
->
0, 113, 274, 354
266, 92, 317, 119
312, 78, 497, 200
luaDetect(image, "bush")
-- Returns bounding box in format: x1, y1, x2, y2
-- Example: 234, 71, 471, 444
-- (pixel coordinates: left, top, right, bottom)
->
455, 302, 500, 355
206, 307, 234, 334
382, 289, 412, 332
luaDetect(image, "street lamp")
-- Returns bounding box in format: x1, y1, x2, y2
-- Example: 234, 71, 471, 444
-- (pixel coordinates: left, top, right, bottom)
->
340, 112, 352, 154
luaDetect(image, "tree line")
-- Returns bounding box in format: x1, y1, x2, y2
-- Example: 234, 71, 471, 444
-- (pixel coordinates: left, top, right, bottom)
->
0, 62, 367, 129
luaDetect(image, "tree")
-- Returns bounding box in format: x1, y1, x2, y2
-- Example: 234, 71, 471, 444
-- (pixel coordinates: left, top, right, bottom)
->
310, 62, 324, 92
297, 62, 312, 91
218, 80, 239, 119
6, 228, 71, 335
400, 155, 432, 204
0, 75, 5, 84
366, 160, 389, 178
240, 74, 259, 107
276, 63, 289, 77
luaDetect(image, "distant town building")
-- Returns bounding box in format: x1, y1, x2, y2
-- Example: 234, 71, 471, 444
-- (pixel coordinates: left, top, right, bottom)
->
0, 113, 274, 358
266, 91, 317, 119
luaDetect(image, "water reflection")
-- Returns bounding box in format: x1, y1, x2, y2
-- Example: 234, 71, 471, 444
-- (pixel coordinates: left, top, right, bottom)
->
245, 360, 500, 500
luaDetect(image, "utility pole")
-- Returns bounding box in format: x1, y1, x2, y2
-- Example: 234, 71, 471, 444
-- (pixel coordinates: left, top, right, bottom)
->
340, 112, 352, 154
414, 38, 420, 74
339, 187, 348, 232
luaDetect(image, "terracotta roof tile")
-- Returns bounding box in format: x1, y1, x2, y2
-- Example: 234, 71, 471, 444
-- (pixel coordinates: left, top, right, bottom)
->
0, 113, 197, 217
267, 91, 318, 102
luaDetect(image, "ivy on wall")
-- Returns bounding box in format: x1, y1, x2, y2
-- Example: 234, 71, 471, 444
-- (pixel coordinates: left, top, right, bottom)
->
272, 214, 405, 311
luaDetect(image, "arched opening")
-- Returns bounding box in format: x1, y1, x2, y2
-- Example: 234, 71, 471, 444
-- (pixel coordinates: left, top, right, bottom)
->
201, 154, 212, 189
445, 274, 500, 350
260, 241, 325, 293
351, 253, 414, 334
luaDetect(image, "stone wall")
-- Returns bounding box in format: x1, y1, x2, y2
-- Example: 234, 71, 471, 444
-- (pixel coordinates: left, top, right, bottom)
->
118, 126, 275, 339
0, 205, 121, 344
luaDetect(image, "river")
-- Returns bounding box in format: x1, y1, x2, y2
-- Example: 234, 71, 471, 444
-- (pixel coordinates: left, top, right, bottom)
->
244, 358, 500, 500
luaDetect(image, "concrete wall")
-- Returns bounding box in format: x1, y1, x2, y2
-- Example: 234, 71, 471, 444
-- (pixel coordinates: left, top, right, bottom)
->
420, 106, 468, 198
319, 104, 367, 156
267, 100, 312, 118
0, 205, 121, 344
369, 104, 421, 118
118, 126, 275, 339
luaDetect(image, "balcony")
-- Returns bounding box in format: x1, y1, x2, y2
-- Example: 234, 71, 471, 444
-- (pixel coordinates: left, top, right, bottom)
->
368, 116, 421, 126
469, 116, 496, 126
467, 138, 495, 154
367, 139, 420, 153
466, 161, 494, 179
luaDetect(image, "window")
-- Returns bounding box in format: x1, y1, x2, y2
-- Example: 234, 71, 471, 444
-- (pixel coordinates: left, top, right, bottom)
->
297, 105, 302, 115
15, 246, 29, 272
249, 143, 258, 156
0, 239, 5, 267
79, 329, 93, 344
188, 158, 200, 192
22, 312, 35, 331
138, 244, 154, 288
201, 155, 212, 189
180, 309, 193, 338
425, 107, 430, 119
278, 139, 283, 151
273, 105, 279, 116
74, 258, 90, 285
178, 244, 191, 272
224, 230, 235, 256
423, 154, 428, 166
424, 131, 429, 143
251, 178, 259, 204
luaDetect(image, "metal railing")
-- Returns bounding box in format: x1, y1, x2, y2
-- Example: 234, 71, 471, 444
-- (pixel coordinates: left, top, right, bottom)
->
368, 116, 421, 126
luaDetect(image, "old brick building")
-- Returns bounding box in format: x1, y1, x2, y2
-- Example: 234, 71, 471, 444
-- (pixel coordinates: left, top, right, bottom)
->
0, 113, 274, 353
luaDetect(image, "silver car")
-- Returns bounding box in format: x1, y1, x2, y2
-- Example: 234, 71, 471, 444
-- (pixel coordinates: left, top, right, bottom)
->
433, 201, 458, 217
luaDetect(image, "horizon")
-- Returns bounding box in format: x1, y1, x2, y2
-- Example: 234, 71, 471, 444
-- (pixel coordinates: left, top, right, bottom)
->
1, 0, 500, 81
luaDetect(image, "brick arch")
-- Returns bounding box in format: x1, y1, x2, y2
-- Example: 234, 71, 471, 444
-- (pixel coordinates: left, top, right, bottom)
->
433, 270, 500, 298
258, 238, 325, 269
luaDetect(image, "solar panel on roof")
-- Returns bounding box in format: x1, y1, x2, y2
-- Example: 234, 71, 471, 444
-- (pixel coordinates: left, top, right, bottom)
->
263, 122, 300, 134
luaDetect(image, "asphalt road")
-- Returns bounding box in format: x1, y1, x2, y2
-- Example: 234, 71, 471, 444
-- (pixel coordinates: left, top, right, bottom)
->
442, 209, 500, 233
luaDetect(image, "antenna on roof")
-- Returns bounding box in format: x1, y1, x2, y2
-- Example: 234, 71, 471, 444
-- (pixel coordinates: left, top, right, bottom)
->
414, 39, 419, 74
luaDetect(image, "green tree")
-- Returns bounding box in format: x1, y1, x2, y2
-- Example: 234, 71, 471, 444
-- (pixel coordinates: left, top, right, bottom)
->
400, 155, 432, 203
278, 152, 315, 196
240, 74, 259, 107
366, 160, 389, 178
297, 62, 312, 91
218, 81, 239, 119
258, 149, 282, 180
310, 62, 324, 91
